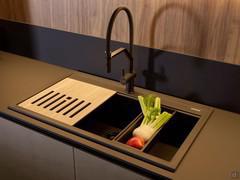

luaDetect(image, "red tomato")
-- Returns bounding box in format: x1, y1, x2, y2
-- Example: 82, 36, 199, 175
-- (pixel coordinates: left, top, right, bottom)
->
126, 136, 145, 149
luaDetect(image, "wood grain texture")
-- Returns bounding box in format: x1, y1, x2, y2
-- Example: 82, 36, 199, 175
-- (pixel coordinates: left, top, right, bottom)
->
0, 0, 239, 65
19, 78, 116, 126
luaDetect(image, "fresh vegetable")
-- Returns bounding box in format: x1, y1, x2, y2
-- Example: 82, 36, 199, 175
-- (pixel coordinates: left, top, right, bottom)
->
126, 136, 144, 149
126, 94, 172, 149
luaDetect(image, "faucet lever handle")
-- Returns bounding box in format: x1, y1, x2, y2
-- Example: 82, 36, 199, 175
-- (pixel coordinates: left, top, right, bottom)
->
121, 70, 136, 84
111, 48, 126, 58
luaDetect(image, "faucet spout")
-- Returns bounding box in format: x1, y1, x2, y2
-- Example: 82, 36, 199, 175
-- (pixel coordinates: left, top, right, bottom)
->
105, 7, 135, 93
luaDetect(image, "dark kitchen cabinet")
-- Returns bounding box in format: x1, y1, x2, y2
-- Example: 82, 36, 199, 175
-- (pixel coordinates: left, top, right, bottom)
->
0, 117, 152, 180
73, 148, 151, 180
0, 117, 75, 180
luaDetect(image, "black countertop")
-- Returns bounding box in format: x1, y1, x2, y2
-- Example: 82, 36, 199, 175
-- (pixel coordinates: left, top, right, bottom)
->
1, 51, 240, 180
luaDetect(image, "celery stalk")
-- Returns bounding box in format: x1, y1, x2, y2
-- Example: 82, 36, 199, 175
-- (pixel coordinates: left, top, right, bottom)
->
138, 96, 147, 116
138, 95, 172, 132
133, 95, 173, 143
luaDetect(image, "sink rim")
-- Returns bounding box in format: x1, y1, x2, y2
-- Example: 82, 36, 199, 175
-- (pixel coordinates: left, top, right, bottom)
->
9, 90, 213, 172
6, 73, 214, 176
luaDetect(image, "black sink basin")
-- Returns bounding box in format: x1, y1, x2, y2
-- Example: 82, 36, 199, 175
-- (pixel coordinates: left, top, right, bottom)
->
71, 92, 211, 172
74, 93, 142, 140
143, 111, 199, 161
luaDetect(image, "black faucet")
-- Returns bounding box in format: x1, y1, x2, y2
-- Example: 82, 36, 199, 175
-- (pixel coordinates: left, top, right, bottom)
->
105, 7, 136, 93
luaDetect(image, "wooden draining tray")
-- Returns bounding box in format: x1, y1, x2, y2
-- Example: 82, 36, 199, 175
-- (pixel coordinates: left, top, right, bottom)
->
18, 78, 116, 125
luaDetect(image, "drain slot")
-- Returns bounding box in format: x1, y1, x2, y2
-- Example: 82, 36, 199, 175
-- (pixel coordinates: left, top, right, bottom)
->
44, 94, 66, 108
37, 93, 60, 106
50, 100, 67, 111
63, 100, 84, 116
56, 98, 78, 113
31, 91, 54, 104
70, 103, 91, 118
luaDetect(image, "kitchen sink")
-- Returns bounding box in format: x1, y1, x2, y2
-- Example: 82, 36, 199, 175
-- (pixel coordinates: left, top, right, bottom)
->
9, 76, 212, 174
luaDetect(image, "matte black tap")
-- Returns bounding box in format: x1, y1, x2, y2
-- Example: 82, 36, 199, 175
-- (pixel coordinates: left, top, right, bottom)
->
105, 7, 136, 93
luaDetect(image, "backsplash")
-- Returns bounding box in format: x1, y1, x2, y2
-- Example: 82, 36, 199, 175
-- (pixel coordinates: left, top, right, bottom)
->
0, 20, 239, 114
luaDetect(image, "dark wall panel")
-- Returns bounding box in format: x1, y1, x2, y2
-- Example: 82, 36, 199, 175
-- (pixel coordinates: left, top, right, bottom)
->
0, 20, 240, 113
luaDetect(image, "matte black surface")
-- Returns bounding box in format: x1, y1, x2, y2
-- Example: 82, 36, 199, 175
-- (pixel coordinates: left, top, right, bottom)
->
74, 94, 141, 140
1, 51, 239, 179
0, 19, 240, 113
144, 112, 199, 161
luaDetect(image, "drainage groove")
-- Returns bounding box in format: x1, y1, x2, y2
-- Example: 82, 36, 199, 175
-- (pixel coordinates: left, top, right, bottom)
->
56, 98, 78, 113
50, 100, 67, 111
44, 94, 66, 108
63, 100, 84, 115
31, 91, 54, 104
70, 102, 91, 118
37, 92, 60, 106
